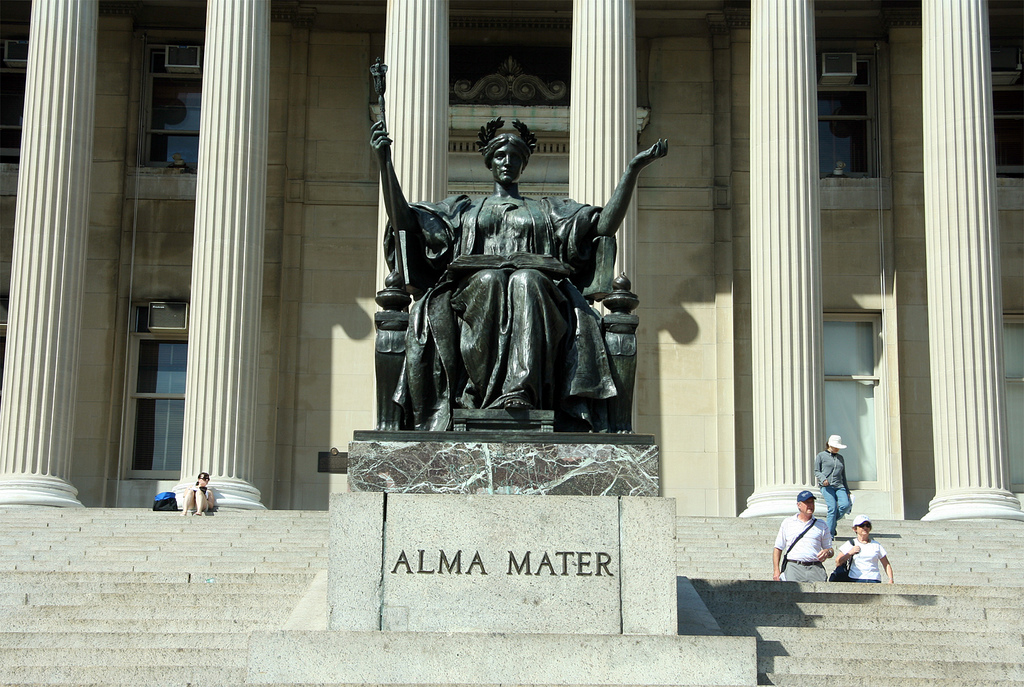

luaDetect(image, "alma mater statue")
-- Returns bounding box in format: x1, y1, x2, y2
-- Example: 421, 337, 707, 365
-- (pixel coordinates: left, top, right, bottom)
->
372, 117, 667, 432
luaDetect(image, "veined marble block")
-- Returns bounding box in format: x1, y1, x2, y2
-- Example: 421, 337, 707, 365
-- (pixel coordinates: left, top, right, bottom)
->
348, 431, 659, 496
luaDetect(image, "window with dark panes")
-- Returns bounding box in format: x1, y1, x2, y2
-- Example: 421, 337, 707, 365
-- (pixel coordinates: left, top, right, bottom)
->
0, 296, 6, 402
131, 340, 187, 471
1005, 319, 1023, 491
127, 306, 188, 473
993, 88, 1023, 178
0, 69, 26, 163
146, 46, 202, 167
817, 58, 874, 177
823, 317, 883, 484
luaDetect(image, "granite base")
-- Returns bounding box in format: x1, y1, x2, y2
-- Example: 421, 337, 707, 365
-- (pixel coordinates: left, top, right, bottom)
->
348, 431, 659, 496
247, 630, 757, 686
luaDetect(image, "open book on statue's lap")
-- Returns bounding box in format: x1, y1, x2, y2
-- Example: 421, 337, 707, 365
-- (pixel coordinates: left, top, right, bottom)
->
446, 253, 570, 278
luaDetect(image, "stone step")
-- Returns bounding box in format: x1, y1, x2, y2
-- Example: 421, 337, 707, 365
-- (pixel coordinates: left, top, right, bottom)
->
762, 674, 1022, 687
0, 535, 325, 544
1, 603, 296, 622
0, 684, 754, 687
0, 582, 312, 603
678, 569, 1024, 585
0, 571, 316, 585
708, 600, 988, 620
2, 646, 244, 667
690, 579, 1024, 604
0, 590, 308, 607
0, 631, 249, 650
714, 613, 1007, 633
757, 638, 1023, 663
4, 552, 323, 561
0, 562, 322, 574
760, 656, 1024, 681
750, 624, 1024, 648
0, 665, 250, 685
0, 617, 284, 633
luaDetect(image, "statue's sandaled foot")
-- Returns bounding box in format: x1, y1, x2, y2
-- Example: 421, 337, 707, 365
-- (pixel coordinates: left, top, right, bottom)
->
503, 396, 533, 410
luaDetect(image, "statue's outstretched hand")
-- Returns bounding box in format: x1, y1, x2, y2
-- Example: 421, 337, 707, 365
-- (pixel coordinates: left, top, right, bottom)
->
370, 120, 392, 163
631, 138, 668, 170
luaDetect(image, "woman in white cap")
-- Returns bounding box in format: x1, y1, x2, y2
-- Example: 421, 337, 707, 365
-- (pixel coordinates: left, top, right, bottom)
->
814, 434, 851, 537
835, 515, 894, 583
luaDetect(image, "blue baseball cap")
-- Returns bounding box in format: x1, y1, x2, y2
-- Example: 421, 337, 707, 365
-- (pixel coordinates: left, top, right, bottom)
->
797, 490, 816, 503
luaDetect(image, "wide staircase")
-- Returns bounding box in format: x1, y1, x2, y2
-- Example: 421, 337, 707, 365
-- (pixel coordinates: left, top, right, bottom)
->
677, 516, 1024, 686
0, 508, 1021, 686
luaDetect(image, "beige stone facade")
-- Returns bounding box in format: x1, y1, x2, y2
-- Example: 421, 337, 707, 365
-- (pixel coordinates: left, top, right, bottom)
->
0, 1, 1020, 520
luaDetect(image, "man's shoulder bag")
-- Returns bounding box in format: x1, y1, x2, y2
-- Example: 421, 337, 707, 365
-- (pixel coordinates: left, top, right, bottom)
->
780, 517, 817, 574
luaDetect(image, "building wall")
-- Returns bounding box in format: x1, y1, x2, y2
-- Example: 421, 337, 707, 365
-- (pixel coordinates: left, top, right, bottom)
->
0, 3, 1020, 515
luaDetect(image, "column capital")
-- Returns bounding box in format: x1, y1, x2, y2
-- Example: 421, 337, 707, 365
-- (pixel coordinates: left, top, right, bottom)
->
881, 8, 922, 30
450, 16, 570, 32
99, 2, 139, 17
271, 1, 317, 28
706, 13, 730, 35
724, 7, 751, 30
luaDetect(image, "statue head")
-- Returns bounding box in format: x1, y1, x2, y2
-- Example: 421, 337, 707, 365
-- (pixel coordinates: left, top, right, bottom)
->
476, 117, 537, 171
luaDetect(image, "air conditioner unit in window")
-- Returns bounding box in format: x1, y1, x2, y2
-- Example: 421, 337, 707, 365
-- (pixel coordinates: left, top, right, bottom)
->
3, 40, 28, 68
148, 302, 188, 331
991, 46, 1022, 85
820, 52, 857, 86
165, 45, 201, 74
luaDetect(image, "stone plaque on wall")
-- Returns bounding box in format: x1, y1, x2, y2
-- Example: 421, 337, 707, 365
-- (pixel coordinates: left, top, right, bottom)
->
328, 492, 677, 635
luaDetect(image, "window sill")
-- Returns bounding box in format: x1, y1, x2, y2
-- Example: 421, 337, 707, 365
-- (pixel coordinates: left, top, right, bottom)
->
819, 176, 891, 210
125, 167, 198, 200
0, 163, 19, 196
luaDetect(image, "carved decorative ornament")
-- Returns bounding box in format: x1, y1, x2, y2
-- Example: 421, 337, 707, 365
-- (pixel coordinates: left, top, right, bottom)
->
453, 57, 567, 105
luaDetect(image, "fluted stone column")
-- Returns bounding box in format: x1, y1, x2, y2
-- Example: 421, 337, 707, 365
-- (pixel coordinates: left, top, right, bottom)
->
376, 0, 449, 287
178, 0, 269, 509
921, 1, 1023, 521
569, 0, 638, 280
0, 0, 97, 507
740, 0, 824, 517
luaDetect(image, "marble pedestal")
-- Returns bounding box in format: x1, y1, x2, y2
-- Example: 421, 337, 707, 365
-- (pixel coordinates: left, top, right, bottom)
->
245, 492, 757, 686
348, 430, 659, 496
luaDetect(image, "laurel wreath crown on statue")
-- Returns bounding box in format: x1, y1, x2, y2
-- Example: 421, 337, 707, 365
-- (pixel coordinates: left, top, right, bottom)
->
475, 117, 538, 153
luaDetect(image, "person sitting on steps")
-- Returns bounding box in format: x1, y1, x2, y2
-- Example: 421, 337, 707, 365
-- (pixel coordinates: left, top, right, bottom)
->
182, 472, 216, 516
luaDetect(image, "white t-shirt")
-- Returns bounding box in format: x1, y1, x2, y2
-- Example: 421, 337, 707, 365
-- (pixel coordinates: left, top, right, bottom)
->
839, 539, 888, 581
774, 515, 833, 563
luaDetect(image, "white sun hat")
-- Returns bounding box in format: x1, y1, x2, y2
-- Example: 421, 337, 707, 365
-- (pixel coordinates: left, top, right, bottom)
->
827, 434, 847, 449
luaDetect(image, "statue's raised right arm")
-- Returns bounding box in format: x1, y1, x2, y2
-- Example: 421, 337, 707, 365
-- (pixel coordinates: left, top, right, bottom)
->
371, 120, 418, 237
595, 139, 668, 237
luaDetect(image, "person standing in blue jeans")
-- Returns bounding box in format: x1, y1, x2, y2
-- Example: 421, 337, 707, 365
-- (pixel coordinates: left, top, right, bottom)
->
815, 434, 851, 537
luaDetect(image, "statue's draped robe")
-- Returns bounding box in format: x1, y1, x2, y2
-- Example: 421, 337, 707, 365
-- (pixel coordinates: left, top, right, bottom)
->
386, 194, 618, 431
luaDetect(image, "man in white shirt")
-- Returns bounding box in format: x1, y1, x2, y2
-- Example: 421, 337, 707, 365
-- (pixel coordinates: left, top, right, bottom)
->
772, 490, 834, 582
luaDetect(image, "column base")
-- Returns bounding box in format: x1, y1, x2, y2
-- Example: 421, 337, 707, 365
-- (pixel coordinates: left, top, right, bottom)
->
176, 477, 266, 510
740, 488, 826, 518
0, 475, 84, 508
922, 488, 1024, 521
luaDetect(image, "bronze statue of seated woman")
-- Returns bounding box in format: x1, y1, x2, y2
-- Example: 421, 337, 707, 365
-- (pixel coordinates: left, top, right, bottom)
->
371, 117, 667, 432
